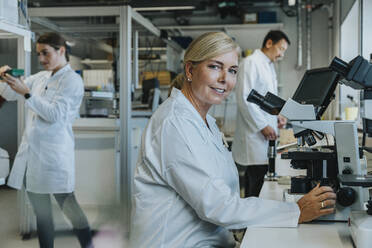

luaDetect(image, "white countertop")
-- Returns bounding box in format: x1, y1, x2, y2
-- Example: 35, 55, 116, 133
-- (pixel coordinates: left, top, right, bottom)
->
242, 220, 352, 248
73, 117, 119, 131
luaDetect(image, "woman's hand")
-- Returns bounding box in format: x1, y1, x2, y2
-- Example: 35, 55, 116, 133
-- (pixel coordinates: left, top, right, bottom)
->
297, 184, 337, 223
0, 65, 11, 74
2, 73, 30, 96
0, 65, 11, 81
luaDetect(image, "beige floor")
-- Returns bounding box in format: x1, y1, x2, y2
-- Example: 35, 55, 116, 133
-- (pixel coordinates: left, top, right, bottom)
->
0, 185, 81, 248
0, 185, 127, 248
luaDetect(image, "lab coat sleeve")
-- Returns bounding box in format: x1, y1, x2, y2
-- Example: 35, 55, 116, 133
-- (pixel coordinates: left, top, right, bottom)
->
0, 82, 18, 101
160, 117, 300, 229
235, 59, 271, 133
25, 73, 83, 123
0, 74, 39, 101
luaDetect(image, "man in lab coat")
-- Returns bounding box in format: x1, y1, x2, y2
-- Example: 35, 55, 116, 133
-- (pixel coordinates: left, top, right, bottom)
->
232, 30, 290, 197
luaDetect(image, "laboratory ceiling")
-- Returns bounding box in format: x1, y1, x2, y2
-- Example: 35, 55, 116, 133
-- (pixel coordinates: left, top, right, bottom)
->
25, 0, 334, 59
26, 1, 298, 21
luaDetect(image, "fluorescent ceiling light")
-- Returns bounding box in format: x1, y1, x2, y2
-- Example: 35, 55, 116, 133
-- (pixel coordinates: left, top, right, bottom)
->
288, 0, 296, 6
133, 6, 196, 12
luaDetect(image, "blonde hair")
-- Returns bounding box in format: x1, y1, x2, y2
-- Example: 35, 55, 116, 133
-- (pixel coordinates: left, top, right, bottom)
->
169, 32, 240, 96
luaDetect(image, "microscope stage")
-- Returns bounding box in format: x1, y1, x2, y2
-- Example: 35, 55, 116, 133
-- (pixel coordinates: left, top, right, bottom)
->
338, 174, 372, 187
281, 147, 336, 160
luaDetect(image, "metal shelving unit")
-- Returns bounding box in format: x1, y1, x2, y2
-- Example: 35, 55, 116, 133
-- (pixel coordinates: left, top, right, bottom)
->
158, 23, 284, 31
0, 19, 32, 236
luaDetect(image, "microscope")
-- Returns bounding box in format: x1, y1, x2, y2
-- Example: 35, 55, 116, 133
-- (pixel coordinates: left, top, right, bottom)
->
330, 55, 372, 248
247, 55, 372, 248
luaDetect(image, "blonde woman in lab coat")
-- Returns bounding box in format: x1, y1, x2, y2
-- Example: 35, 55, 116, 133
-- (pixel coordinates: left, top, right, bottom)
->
0, 33, 92, 248
129, 32, 337, 248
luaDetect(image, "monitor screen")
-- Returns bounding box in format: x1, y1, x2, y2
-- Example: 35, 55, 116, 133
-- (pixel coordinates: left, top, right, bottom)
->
292, 67, 339, 117
141, 77, 159, 104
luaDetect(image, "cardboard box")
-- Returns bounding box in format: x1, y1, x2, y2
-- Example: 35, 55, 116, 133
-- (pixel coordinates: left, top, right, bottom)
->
0, 0, 18, 24
242, 13, 257, 24
279, 128, 297, 146
140, 71, 176, 86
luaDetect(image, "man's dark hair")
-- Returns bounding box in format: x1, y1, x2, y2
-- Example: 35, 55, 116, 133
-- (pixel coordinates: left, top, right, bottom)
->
261, 30, 291, 48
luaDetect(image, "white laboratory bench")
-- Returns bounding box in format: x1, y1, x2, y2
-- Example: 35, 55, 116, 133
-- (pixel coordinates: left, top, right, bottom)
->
71, 117, 149, 228
18, 117, 121, 235
0, 148, 9, 185
73, 117, 119, 132
240, 156, 354, 248
62, 118, 120, 229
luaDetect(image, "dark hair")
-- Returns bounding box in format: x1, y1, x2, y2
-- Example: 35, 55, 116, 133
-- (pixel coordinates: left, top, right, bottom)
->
37, 32, 70, 61
261, 30, 291, 48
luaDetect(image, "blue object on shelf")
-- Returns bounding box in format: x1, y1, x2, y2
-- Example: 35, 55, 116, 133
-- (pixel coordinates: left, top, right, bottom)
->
171, 36, 193, 49
258, 11, 277, 23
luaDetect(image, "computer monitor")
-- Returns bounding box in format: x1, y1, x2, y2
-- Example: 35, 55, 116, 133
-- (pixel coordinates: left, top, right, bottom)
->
141, 77, 160, 104
292, 67, 340, 119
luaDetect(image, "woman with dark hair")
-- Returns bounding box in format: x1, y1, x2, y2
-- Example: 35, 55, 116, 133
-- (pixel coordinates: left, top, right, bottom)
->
0, 32, 93, 248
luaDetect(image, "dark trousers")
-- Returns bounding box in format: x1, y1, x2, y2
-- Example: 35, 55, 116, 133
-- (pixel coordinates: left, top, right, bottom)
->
27, 191, 93, 248
236, 163, 268, 197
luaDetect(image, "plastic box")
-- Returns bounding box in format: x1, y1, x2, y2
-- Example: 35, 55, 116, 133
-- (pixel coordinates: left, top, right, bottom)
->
0, 0, 18, 24
242, 13, 257, 24
258, 11, 277, 24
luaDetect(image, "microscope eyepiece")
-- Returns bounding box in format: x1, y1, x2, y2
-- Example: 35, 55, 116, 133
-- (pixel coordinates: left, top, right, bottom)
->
247, 89, 263, 104
330, 57, 350, 77
247, 89, 285, 115
330, 55, 372, 89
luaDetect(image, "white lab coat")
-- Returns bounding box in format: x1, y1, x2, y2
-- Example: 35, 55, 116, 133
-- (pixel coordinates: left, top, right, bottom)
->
129, 88, 300, 248
232, 49, 278, 165
0, 64, 83, 193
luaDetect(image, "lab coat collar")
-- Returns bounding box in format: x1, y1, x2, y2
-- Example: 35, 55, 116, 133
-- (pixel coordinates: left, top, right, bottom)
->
170, 88, 224, 152
255, 49, 272, 64
49, 64, 71, 79
170, 87, 217, 128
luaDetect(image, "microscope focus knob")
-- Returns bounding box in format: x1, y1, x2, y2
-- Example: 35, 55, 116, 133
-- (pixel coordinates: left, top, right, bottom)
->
337, 187, 356, 207
342, 167, 353, 175
367, 199, 372, 216
304, 133, 316, 146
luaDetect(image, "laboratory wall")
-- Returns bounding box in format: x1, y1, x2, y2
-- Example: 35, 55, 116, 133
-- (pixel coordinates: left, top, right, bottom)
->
362, 0, 372, 60
340, 0, 360, 120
